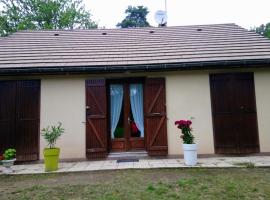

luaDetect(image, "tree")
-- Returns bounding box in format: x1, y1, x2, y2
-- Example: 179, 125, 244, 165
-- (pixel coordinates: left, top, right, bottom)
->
252, 23, 270, 39
0, 0, 97, 36
117, 6, 150, 28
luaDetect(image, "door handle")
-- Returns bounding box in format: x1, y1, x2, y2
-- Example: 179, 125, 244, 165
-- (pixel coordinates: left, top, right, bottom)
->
86, 106, 90, 109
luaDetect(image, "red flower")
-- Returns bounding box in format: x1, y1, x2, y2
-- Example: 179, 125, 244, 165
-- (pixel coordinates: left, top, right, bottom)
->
175, 119, 192, 129
131, 122, 139, 133
174, 120, 180, 125
0, 155, 3, 161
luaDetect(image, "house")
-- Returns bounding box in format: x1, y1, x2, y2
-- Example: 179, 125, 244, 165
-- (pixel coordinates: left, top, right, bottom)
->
0, 23, 270, 161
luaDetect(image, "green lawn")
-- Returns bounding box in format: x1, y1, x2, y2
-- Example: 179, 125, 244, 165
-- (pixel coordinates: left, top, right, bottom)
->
0, 168, 270, 200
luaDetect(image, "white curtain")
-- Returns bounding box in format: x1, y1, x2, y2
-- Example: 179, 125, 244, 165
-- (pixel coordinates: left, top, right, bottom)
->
130, 84, 144, 137
110, 84, 123, 139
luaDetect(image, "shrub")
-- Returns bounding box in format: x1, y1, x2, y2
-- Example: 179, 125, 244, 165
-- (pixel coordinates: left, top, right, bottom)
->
41, 122, 64, 148
3, 148, 16, 160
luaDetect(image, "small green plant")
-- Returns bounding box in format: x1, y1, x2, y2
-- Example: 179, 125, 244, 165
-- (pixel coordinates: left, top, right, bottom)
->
146, 184, 155, 192
245, 162, 255, 168
225, 182, 237, 192
178, 178, 195, 187
41, 122, 64, 148
3, 148, 16, 160
114, 127, 124, 138
155, 183, 169, 195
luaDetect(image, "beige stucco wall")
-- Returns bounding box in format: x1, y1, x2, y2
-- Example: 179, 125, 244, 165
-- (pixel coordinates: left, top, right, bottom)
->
165, 72, 215, 155
39, 72, 215, 159
40, 77, 86, 159
19, 68, 268, 159
254, 71, 270, 152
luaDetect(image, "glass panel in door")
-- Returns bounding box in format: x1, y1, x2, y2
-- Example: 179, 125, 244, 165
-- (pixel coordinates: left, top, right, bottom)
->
110, 84, 124, 139
129, 83, 144, 138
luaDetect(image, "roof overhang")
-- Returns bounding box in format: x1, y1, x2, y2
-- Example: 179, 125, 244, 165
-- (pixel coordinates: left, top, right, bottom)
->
0, 58, 270, 76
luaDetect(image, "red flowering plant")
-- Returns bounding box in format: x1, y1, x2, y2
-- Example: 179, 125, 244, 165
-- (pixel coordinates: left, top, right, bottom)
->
0, 154, 3, 165
175, 120, 194, 144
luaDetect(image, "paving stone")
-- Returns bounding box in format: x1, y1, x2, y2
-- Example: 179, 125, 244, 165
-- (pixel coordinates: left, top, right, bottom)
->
149, 163, 168, 168
104, 160, 117, 165
164, 159, 182, 164
215, 163, 235, 168
133, 163, 151, 169
100, 165, 118, 170
148, 160, 166, 164
117, 164, 134, 169
85, 165, 102, 171
67, 162, 89, 172
166, 163, 184, 168
199, 163, 218, 168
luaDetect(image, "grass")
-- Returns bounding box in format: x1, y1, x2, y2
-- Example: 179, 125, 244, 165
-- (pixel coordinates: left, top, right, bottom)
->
0, 168, 270, 199
232, 162, 256, 168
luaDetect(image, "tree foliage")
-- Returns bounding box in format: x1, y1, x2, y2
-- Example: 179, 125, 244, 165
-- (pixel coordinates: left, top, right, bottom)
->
117, 6, 150, 28
0, 0, 97, 36
252, 22, 270, 39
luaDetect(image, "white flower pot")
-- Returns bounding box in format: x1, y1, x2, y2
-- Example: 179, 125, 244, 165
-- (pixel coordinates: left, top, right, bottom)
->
182, 144, 198, 166
2, 159, 16, 174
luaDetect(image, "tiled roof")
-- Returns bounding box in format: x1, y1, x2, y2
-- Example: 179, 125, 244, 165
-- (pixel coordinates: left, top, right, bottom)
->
0, 23, 270, 71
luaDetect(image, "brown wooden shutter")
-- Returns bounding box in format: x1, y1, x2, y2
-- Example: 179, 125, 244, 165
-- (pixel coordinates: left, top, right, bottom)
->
232, 73, 259, 153
210, 73, 259, 154
86, 79, 108, 159
144, 78, 168, 156
210, 74, 238, 153
16, 80, 40, 161
0, 80, 40, 161
0, 81, 16, 155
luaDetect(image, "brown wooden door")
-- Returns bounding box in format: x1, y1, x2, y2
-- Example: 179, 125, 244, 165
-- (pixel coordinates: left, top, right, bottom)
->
110, 81, 145, 152
86, 79, 108, 159
110, 83, 130, 152
0, 80, 40, 161
144, 78, 168, 156
210, 73, 260, 154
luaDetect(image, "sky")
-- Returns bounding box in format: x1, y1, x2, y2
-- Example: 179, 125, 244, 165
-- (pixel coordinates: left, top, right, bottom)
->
85, 0, 270, 29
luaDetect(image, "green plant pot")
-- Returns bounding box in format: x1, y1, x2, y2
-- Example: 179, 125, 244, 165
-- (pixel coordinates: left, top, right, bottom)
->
43, 148, 60, 172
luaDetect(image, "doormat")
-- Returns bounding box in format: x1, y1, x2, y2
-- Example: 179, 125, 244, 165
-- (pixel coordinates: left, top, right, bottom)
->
117, 159, 139, 163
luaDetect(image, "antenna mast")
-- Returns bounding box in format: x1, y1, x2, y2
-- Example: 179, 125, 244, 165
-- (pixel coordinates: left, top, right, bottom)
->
164, 0, 167, 26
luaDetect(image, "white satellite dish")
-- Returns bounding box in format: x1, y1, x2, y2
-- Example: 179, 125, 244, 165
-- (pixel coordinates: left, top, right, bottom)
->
154, 10, 167, 26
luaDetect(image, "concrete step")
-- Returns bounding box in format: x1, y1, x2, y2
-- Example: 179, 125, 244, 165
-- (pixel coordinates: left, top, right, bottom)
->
108, 151, 148, 159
